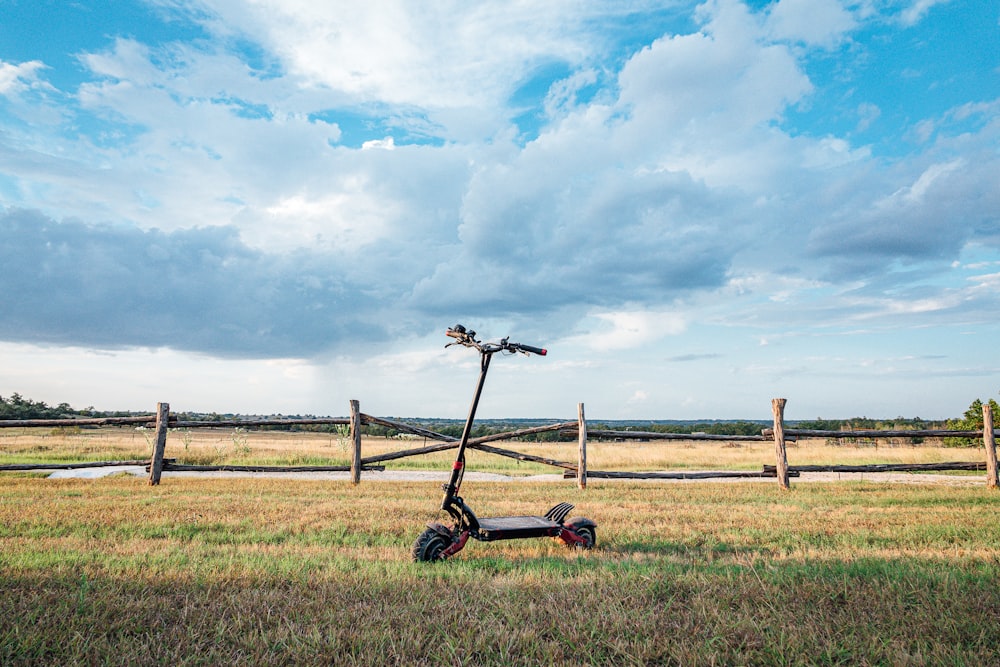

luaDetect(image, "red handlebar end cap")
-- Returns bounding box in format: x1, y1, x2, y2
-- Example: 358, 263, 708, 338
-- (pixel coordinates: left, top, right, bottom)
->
539, 349, 547, 356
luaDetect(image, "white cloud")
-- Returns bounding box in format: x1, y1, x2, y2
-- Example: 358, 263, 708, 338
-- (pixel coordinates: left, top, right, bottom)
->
881, 159, 963, 206
766, 0, 857, 47
569, 309, 688, 351
257, 189, 395, 251
78, 38, 161, 85
185, 0, 614, 112
627, 389, 650, 405
0, 59, 46, 95
610, 2, 814, 192
898, 0, 952, 26
618, 1, 813, 131
0, 342, 321, 414
361, 137, 395, 150
856, 102, 881, 132
543, 69, 599, 119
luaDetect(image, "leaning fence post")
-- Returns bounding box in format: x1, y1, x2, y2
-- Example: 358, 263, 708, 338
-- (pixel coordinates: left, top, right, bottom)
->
983, 404, 998, 489
148, 402, 169, 486
349, 399, 362, 485
577, 402, 588, 490
771, 398, 790, 490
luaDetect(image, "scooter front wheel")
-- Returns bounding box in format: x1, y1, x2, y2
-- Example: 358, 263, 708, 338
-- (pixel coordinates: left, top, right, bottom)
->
412, 527, 450, 562
570, 524, 596, 549
558, 517, 596, 549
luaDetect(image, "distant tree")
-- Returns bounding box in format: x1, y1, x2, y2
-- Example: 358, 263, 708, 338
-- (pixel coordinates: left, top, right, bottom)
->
846, 416, 878, 430
795, 418, 843, 431
685, 421, 764, 436
0, 393, 75, 420
945, 397, 1000, 447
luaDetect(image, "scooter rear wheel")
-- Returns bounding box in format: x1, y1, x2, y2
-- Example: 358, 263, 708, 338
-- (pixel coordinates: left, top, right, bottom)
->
412, 527, 450, 562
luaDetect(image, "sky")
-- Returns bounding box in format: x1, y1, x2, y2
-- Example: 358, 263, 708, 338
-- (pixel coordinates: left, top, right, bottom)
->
0, 0, 998, 421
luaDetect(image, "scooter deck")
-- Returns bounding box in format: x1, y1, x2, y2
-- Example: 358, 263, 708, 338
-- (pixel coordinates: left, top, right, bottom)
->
477, 515, 560, 541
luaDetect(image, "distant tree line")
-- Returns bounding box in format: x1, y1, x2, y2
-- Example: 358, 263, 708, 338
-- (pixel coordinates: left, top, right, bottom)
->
2, 392, 996, 447
0, 393, 88, 420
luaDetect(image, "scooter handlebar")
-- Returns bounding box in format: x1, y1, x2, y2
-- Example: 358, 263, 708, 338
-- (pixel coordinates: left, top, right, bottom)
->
508, 342, 547, 356
445, 325, 546, 356
446, 325, 479, 346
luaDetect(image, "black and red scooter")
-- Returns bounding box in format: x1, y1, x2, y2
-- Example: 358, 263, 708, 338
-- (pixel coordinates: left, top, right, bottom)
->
412, 324, 596, 562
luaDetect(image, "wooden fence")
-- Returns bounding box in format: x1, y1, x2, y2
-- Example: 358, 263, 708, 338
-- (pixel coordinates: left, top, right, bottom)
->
2, 398, 998, 490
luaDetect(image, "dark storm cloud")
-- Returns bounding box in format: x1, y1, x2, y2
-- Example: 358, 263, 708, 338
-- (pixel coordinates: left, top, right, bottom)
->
805, 148, 1000, 280
411, 166, 741, 316
0, 209, 382, 357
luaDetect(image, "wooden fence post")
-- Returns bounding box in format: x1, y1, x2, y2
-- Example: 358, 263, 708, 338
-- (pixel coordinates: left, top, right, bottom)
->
148, 402, 169, 486
577, 402, 587, 490
771, 398, 790, 490
349, 399, 362, 485
983, 404, 998, 489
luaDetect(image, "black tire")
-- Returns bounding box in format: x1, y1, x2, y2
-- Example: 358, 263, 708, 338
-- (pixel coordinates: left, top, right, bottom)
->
412, 527, 450, 562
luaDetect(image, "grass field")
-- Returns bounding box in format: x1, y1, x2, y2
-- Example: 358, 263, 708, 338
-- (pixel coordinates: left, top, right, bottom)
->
2, 471, 999, 665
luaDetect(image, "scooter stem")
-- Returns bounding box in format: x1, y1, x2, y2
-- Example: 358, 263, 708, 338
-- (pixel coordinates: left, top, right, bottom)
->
442, 349, 493, 507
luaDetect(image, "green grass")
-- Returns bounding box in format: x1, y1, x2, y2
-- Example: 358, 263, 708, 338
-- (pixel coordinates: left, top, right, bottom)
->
1, 476, 999, 664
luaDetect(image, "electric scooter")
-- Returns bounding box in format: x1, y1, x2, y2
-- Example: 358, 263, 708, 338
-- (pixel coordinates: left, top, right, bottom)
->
412, 324, 596, 562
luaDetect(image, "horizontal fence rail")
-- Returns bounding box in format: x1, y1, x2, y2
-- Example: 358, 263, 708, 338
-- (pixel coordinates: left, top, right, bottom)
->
761, 428, 989, 439
566, 428, 770, 442
0, 416, 352, 429
563, 470, 795, 480
2, 398, 998, 489
160, 462, 385, 473
763, 462, 987, 474
0, 416, 158, 428
169, 418, 351, 428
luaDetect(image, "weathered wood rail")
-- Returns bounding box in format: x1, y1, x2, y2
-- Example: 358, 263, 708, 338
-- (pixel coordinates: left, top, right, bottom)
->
761, 428, 986, 439
2, 397, 997, 489
563, 469, 795, 480
0, 416, 158, 428
763, 462, 986, 474
163, 463, 384, 473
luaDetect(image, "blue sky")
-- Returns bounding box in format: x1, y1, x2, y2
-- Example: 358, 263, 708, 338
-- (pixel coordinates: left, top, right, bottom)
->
1, 0, 998, 420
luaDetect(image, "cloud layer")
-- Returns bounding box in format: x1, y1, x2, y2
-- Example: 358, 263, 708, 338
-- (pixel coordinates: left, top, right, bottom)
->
0, 209, 380, 356
1, 0, 998, 411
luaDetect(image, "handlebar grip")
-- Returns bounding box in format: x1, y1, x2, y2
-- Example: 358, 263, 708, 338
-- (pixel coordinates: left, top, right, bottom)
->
516, 343, 547, 356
